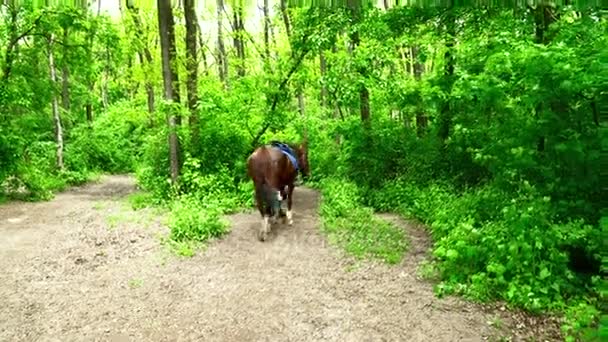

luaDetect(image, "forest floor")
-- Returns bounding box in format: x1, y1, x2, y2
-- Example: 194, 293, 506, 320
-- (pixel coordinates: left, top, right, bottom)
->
0, 175, 562, 341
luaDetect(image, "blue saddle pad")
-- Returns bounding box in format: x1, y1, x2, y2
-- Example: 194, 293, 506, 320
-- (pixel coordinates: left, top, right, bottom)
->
270, 141, 299, 171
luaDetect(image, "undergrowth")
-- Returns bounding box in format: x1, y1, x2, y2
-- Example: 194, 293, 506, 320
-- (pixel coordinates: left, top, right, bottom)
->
365, 177, 603, 341
315, 178, 408, 265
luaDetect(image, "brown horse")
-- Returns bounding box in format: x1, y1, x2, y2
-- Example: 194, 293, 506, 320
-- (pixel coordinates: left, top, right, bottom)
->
246, 140, 310, 241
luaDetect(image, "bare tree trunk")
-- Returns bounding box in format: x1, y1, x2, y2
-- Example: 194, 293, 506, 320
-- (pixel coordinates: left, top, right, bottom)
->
350, 29, 370, 125
137, 52, 156, 118
263, 0, 270, 64
232, 4, 246, 77
85, 83, 93, 123
158, 0, 181, 184
216, 0, 228, 86
532, 3, 559, 152
184, 0, 200, 153
319, 50, 327, 108
280, 0, 306, 122
84, 17, 97, 124
61, 26, 70, 111
127, 2, 156, 117
48, 36, 64, 170
412, 46, 427, 136
2, 7, 19, 84
438, 6, 455, 142
102, 44, 109, 109
280, 0, 291, 37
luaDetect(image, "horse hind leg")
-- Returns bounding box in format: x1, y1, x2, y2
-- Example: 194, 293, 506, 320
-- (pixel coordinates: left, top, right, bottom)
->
286, 184, 294, 226
254, 182, 271, 241
259, 216, 270, 241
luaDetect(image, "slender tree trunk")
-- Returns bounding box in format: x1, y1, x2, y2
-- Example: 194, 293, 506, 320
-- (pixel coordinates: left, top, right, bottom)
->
319, 50, 327, 108
280, 0, 306, 122
184, 0, 200, 153
2, 7, 19, 84
412, 46, 427, 136
263, 0, 271, 64
84, 18, 97, 124
61, 27, 70, 111
137, 52, 156, 119
350, 29, 370, 125
48, 36, 64, 170
158, 0, 181, 184
232, 4, 246, 77
532, 3, 559, 152
280, 0, 291, 37
85, 82, 93, 123
216, 0, 228, 86
438, 6, 455, 142
127, 2, 156, 116
102, 44, 109, 109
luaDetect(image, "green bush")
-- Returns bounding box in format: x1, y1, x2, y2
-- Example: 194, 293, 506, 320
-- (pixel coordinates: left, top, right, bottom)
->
168, 195, 229, 243
65, 101, 147, 174
318, 178, 408, 265
366, 177, 602, 338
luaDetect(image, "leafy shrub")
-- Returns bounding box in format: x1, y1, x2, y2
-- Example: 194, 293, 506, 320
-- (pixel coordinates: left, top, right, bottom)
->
318, 178, 408, 264
65, 101, 147, 174
167, 195, 229, 243
367, 177, 602, 337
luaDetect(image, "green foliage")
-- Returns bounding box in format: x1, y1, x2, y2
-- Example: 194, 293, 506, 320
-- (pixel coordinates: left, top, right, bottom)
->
1, 2, 606, 340
167, 195, 229, 243
317, 178, 408, 264
65, 101, 147, 174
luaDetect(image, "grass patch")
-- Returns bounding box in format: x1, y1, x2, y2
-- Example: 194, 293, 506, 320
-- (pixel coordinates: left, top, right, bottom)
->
166, 195, 230, 245
317, 178, 408, 265
126, 191, 156, 210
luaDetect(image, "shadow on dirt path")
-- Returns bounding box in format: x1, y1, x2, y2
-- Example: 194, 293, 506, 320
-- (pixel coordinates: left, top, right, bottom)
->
0, 175, 560, 341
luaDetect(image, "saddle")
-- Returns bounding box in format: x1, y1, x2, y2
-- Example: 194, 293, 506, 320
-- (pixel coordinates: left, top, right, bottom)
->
269, 141, 299, 171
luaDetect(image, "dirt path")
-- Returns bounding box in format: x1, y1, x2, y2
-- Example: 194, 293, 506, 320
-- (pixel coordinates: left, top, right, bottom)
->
0, 175, 559, 341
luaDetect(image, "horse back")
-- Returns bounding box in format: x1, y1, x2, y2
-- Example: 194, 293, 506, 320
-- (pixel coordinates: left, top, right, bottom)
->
247, 146, 297, 187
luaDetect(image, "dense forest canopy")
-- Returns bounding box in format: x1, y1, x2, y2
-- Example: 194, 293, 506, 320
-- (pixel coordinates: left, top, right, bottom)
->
0, 0, 606, 340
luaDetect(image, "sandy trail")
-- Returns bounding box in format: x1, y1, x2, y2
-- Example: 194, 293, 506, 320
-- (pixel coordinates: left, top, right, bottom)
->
0, 175, 559, 341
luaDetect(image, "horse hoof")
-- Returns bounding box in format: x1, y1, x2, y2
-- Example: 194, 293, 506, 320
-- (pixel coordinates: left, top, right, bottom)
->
258, 230, 267, 242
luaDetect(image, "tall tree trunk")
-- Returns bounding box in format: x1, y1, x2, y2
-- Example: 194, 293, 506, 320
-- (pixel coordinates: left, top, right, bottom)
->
184, 0, 200, 153
61, 26, 70, 111
412, 46, 427, 136
280, 0, 291, 37
216, 0, 228, 86
102, 45, 109, 109
280, 0, 306, 124
84, 18, 97, 124
2, 7, 19, 84
319, 50, 327, 108
48, 36, 64, 170
263, 0, 271, 64
532, 3, 559, 152
346, 0, 370, 126
232, 4, 246, 77
138, 52, 156, 119
438, 6, 455, 142
85, 83, 93, 123
158, 0, 181, 184
350, 29, 370, 125
127, 1, 156, 116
